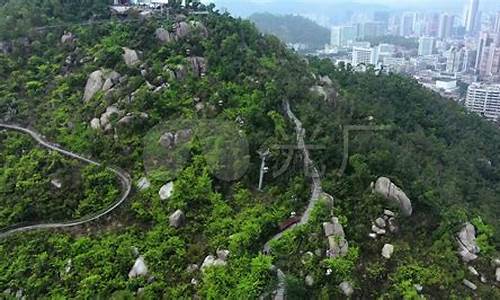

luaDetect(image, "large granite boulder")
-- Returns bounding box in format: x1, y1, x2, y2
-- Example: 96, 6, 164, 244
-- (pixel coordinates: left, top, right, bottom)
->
155, 27, 173, 43
382, 244, 394, 259
457, 222, 480, 262
83, 70, 121, 102
324, 217, 348, 258
175, 21, 191, 39
61, 31, 75, 44
128, 256, 148, 278
201, 255, 226, 271
83, 70, 104, 102
188, 56, 207, 77
372, 177, 413, 216
169, 209, 185, 228
339, 281, 354, 297
159, 182, 174, 200
122, 47, 141, 67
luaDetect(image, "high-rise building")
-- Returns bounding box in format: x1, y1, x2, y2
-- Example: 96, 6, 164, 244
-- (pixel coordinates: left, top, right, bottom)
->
465, 83, 500, 121
376, 44, 396, 63
438, 13, 454, 39
418, 37, 435, 56
400, 12, 415, 37
494, 12, 500, 33
358, 22, 385, 39
464, 0, 479, 33
475, 32, 500, 76
331, 27, 342, 47
352, 47, 376, 66
445, 47, 465, 73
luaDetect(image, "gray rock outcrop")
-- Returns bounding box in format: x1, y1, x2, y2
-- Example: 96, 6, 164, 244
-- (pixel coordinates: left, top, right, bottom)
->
188, 56, 207, 77
462, 279, 477, 290
159, 129, 192, 149
155, 27, 173, 43
128, 256, 148, 278
324, 217, 348, 258
122, 47, 141, 67
496, 267, 500, 282
372, 177, 413, 216
159, 182, 174, 200
83, 70, 121, 102
169, 209, 185, 228
61, 31, 75, 44
457, 222, 480, 262
201, 255, 226, 271
137, 177, 151, 191
382, 244, 394, 259
339, 281, 354, 297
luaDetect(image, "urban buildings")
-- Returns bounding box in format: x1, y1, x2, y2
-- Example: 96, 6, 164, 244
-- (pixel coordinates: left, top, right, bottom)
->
438, 13, 454, 39
418, 37, 435, 56
464, 0, 480, 33
352, 47, 376, 66
465, 83, 500, 121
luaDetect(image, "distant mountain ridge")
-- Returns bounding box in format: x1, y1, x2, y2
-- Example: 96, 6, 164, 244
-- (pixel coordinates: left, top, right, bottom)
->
249, 13, 330, 49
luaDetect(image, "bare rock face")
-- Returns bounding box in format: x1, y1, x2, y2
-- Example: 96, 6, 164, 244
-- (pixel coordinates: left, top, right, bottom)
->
83, 70, 104, 102
339, 281, 354, 297
159, 129, 193, 149
325, 217, 348, 258
169, 209, 185, 228
373, 177, 413, 217
201, 255, 226, 271
155, 27, 173, 43
175, 21, 191, 39
90, 118, 101, 130
457, 222, 480, 262
462, 279, 477, 290
382, 244, 394, 259
61, 31, 75, 44
83, 70, 121, 102
122, 47, 141, 67
216, 249, 230, 261
188, 56, 207, 77
128, 256, 148, 278
190, 20, 209, 37
159, 182, 174, 200
137, 177, 151, 191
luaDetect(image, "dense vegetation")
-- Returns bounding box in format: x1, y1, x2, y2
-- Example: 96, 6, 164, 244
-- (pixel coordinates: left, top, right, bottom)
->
249, 13, 330, 50
0, 1, 498, 299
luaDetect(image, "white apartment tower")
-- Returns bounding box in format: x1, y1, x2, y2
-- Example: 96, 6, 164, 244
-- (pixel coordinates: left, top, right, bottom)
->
352, 47, 376, 66
464, 0, 479, 33
465, 83, 500, 121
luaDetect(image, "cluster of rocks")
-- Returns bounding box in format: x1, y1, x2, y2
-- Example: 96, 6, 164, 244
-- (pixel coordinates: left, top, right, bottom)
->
155, 20, 208, 44
309, 75, 338, 103
83, 69, 123, 102
90, 105, 148, 132
201, 250, 230, 271
323, 217, 348, 258
372, 177, 413, 217
159, 129, 193, 149
456, 223, 500, 290
369, 209, 398, 239
2, 288, 25, 300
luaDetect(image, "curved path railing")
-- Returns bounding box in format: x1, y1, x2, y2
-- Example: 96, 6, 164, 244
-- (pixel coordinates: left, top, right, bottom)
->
0, 123, 132, 239
263, 100, 325, 300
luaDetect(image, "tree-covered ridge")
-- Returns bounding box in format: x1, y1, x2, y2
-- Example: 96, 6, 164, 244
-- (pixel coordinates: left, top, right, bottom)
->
0, 1, 499, 299
249, 13, 330, 49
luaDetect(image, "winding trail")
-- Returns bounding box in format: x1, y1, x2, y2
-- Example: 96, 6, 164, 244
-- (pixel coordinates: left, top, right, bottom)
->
0, 123, 132, 239
263, 100, 326, 300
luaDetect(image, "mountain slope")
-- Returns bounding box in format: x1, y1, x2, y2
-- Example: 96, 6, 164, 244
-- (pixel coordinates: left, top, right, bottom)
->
0, 1, 499, 299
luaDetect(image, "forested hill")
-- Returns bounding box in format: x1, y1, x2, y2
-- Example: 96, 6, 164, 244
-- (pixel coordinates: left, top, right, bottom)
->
0, 1, 499, 299
249, 13, 330, 49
